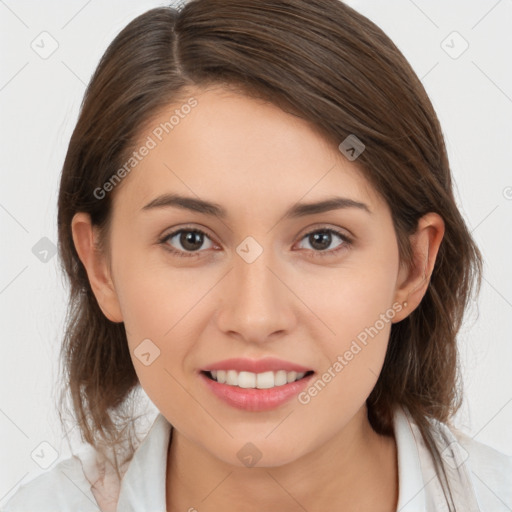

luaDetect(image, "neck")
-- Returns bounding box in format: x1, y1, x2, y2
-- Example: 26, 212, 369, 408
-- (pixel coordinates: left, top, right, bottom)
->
166, 405, 398, 512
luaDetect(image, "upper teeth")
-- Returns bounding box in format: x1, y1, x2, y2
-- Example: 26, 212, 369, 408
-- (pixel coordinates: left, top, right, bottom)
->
209, 370, 306, 389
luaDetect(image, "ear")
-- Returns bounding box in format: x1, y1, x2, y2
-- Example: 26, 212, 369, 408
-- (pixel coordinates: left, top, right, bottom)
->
71, 212, 123, 323
392, 212, 445, 323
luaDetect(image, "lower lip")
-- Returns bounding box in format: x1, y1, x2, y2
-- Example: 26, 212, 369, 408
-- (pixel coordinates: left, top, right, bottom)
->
199, 371, 314, 412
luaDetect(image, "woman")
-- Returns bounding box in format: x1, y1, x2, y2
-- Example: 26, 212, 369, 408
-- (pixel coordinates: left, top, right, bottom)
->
3, 0, 511, 511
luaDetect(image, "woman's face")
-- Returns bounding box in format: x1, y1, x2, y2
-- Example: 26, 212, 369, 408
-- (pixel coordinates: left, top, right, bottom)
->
99, 84, 410, 466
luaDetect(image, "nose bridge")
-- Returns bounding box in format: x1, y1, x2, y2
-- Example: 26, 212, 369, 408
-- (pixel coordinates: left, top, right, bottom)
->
234, 238, 282, 315
216, 235, 295, 340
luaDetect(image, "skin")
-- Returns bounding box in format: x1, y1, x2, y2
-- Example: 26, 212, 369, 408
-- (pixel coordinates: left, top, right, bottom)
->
72, 84, 445, 511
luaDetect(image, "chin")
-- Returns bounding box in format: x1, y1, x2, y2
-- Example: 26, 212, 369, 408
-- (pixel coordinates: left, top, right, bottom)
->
207, 437, 307, 469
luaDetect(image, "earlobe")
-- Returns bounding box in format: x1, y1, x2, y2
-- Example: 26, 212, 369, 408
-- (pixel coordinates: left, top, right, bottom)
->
71, 212, 124, 323
392, 212, 445, 322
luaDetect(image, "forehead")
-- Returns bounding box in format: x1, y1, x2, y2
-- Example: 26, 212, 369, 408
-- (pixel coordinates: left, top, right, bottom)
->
112, 85, 385, 217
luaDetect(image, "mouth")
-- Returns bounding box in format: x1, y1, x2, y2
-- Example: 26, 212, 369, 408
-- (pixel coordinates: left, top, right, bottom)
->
198, 357, 316, 411
201, 369, 315, 389
199, 364, 316, 412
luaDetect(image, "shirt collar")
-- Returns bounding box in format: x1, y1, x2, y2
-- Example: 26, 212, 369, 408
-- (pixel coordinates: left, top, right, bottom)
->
115, 406, 427, 512
393, 405, 428, 511
115, 413, 171, 512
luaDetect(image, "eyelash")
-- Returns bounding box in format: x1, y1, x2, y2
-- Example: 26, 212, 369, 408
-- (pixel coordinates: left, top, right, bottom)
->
158, 225, 353, 259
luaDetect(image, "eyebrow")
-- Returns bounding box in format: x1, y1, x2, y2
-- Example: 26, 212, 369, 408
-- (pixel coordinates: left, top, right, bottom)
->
141, 193, 372, 219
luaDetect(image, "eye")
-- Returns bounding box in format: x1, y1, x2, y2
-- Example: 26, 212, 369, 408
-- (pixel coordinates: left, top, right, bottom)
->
296, 227, 352, 258
159, 226, 353, 259
159, 227, 216, 258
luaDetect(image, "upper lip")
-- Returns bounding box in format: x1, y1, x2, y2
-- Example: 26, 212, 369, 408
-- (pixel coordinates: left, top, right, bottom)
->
201, 357, 313, 373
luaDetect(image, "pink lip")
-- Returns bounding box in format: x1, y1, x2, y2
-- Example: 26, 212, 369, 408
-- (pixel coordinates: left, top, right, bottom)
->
199, 371, 315, 412
201, 357, 312, 373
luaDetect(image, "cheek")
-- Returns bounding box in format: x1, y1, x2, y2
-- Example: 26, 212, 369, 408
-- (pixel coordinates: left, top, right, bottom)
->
112, 253, 195, 388
296, 280, 394, 420
301, 249, 397, 344
113, 247, 228, 401
115, 262, 203, 422
297, 246, 398, 398
114, 247, 203, 341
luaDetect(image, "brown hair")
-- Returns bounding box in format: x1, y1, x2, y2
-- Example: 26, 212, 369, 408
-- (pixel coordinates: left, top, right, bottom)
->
56, 0, 483, 507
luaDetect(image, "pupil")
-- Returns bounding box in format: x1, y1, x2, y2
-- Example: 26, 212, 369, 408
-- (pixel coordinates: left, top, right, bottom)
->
181, 231, 203, 251
311, 231, 330, 250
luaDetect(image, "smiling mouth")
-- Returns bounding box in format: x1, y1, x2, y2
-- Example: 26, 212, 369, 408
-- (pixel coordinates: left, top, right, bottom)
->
201, 369, 315, 389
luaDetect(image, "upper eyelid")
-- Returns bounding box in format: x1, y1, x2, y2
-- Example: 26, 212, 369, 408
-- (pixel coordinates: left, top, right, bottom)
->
162, 225, 216, 243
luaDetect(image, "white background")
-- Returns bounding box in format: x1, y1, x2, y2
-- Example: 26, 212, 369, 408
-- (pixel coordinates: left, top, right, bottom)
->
1, 0, 511, 505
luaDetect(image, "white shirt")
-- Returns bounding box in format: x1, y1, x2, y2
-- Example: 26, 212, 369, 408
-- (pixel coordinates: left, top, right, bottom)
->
2, 406, 511, 511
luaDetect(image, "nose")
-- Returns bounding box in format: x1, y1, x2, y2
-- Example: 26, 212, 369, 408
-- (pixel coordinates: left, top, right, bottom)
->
215, 244, 297, 345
